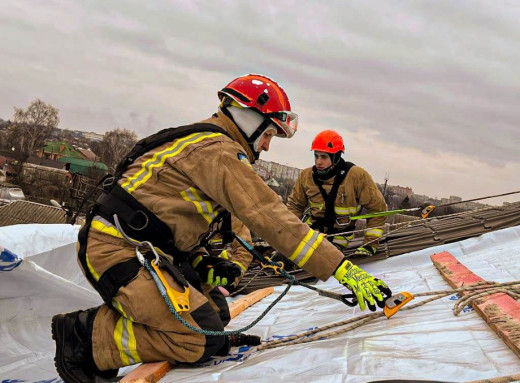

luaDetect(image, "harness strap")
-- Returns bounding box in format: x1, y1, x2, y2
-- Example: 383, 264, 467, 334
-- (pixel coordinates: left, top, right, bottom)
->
312, 161, 354, 233
96, 184, 178, 255
79, 122, 233, 305
96, 257, 142, 303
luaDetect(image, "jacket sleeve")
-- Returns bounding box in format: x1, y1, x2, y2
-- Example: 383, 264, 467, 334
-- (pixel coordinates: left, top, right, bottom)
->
354, 167, 387, 249
225, 216, 253, 275
180, 144, 344, 281
287, 172, 308, 219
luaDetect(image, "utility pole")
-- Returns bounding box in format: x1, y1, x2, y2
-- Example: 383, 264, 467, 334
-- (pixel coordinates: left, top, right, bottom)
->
382, 172, 389, 199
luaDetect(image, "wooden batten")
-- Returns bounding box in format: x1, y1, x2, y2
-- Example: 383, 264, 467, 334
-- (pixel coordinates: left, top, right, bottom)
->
431, 251, 520, 359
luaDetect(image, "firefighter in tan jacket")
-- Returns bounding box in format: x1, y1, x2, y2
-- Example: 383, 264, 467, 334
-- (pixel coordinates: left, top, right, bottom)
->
51, 74, 392, 383
288, 130, 387, 257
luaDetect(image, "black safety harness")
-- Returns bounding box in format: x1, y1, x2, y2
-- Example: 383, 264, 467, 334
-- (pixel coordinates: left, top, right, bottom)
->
310, 161, 355, 234
78, 123, 233, 305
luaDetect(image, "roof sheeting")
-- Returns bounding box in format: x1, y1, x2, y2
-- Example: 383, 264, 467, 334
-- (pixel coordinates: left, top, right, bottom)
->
343, 202, 520, 262
1, 224, 519, 382
0, 200, 68, 226
59, 156, 108, 174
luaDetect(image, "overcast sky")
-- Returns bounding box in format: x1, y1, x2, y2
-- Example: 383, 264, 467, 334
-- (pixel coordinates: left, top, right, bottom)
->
1, 1, 519, 204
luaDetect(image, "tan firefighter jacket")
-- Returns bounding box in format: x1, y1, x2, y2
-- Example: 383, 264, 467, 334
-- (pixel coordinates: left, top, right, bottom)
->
208, 216, 253, 278
86, 112, 344, 284
287, 165, 387, 249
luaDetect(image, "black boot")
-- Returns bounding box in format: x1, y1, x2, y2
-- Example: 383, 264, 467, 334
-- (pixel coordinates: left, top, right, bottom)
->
51, 308, 118, 383
229, 333, 262, 347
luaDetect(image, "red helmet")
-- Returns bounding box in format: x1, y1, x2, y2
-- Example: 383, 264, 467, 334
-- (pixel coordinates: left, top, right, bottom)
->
311, 130, 345, 154
218, 74, 298, 138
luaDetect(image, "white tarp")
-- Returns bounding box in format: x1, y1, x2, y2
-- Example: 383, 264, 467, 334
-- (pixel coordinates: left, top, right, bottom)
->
1, 224, 519, 382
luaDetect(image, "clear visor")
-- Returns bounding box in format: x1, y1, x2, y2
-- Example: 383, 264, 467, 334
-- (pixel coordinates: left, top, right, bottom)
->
269, 111, 298, 138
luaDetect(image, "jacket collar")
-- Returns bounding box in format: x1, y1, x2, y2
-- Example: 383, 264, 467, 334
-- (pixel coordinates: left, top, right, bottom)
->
199, 112, 256, 162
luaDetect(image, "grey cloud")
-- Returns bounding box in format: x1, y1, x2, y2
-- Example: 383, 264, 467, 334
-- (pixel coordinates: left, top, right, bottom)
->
1, 0, 519, 171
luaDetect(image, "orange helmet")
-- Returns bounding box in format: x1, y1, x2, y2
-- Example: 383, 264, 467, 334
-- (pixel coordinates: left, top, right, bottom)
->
218, 74, 298, 138
311, 130, 345, 154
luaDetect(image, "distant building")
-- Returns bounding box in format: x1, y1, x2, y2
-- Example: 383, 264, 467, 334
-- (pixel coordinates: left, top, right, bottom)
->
59, 156, 108, 175
390, 185, 413, 198
82, 131, 104, 141
255, 159, 301, 182
76, 148, 101, 162
37, 141, 83, 161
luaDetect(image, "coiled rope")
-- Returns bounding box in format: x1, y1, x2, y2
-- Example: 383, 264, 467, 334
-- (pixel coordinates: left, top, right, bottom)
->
257, 280, 520, 351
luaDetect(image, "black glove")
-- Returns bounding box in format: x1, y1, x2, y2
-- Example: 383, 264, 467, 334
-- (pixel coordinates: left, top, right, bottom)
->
191, 254, 243, 287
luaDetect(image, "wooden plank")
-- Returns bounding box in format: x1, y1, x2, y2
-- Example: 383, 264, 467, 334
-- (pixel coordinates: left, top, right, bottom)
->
228, 287, 274, 318
431, 251, 520, 359
120, 286, 275, 382
120, 361, 173, 383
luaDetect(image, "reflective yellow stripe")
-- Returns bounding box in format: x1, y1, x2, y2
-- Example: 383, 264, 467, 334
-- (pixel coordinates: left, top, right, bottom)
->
122, 132, 222, 193
180, 187, 217, 223
289, 229, 324, 267
112, 299, 134, 321
219, 250, 229, 259
85, 251, 100, 281
309, 201, 323, 209
233, 260, 247, 271
365, 228, 384, 238
335, 205, 361, 215
114, 317, 142, 366
91, 218, 123, 239
90, 216, 166, 255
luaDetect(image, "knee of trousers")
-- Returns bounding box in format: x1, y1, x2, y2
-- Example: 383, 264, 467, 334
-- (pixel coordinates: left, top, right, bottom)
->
196, 333, 229, 362
190, 300, 229, 362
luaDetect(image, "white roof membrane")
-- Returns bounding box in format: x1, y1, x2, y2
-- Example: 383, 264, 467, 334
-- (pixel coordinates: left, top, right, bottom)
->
1, 224, 519, 382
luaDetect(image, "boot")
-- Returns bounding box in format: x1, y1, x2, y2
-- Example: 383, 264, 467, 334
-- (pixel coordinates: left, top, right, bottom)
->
51, 308, 118, 383
229, 333, 262, 347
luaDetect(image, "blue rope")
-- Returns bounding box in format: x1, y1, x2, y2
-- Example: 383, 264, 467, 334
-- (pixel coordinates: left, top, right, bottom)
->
144, 259, 293, 336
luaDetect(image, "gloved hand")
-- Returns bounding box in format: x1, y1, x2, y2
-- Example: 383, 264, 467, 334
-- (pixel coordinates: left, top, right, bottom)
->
351, 245, 377, 259
191, 254, 243, 287
334, 259, 392, 311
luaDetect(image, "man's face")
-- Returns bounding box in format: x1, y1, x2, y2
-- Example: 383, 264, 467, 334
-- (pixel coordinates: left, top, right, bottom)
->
257, 128, 277, 153
314, 151, 332, 170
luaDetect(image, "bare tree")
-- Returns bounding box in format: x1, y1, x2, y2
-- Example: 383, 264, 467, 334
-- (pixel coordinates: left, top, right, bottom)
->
99, 128, 138, 172
11, 99, 60, 154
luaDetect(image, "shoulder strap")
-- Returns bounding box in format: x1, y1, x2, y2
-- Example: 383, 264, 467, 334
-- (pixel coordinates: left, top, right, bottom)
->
91, 122, 232, 253
114, 123, 230, 180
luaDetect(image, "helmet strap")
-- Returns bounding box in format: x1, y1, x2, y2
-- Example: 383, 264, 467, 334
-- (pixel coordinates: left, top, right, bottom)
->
313, 157, 345, 180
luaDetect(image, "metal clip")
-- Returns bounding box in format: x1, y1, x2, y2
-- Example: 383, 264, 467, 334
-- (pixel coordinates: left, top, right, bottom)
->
383, 292, 414, 318
421, 205, 436, 219
261, 256, 285, 275
135, 247, 146, 265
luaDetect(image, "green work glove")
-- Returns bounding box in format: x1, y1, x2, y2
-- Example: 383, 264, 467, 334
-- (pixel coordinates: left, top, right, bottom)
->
351, 245, 377, 259
191, 254, 243, 287
334, 259, 392, 311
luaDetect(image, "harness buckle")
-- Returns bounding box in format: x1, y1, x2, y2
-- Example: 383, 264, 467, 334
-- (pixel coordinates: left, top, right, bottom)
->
101, 176, 116, 191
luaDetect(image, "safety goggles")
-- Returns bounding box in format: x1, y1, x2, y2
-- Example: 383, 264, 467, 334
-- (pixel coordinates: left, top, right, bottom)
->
266, 111, 298, 138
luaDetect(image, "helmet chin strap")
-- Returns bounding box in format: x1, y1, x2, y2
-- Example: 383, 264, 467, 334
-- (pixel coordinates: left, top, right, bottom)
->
315, 153, 343, 179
